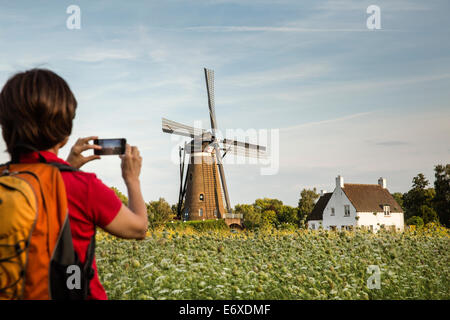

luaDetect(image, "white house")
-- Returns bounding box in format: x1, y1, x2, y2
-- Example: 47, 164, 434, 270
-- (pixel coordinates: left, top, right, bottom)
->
307, 176, 404, 232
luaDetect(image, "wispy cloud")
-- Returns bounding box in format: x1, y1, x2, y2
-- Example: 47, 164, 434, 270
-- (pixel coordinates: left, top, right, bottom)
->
223, 63, 331, 87
373, 140, 409, 147
70, 49, 138, 62
272, 73, 450, 102
316, 0, 433, 12
185, 26, 371, 32
281, 112, 372, 131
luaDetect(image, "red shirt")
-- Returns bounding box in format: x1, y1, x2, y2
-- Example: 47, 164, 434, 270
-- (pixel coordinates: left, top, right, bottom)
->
21, 151, 122, 300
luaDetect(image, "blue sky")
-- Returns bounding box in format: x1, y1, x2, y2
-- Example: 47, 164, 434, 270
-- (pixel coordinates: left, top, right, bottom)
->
0, 0, 449, 206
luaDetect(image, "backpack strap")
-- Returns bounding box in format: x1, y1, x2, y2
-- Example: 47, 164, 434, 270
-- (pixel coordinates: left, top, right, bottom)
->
83, 230, 96, 297
50, 162, 96, 298
47, 162, 79, 173
48, 161, 97, 298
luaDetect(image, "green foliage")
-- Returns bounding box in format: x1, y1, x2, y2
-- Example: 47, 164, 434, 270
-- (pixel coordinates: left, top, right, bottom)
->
111, 187, 128, 206
147, 198, 174, 229
236, 204, 261, 229
96, 228, 450, 300
403, 174, 435, 220
392, 192, 404, 211
406, 216, 424, 228
165, 219, 228, 232
261, 209, 277, 227
235, 198, 298, 230
413, 173, 429, 189
298, 188, 319, 226
171, 204, 178, 216
418, 205, 439, 224
254, 198, 283, 213
433, 164, 450, 227
277, 205, 299, 226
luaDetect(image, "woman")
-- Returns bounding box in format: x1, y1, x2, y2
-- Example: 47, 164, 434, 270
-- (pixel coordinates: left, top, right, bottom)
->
0, 68, 148, 299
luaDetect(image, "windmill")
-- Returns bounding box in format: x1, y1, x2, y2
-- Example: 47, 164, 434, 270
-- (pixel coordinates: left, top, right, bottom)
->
162, 68, 266, 226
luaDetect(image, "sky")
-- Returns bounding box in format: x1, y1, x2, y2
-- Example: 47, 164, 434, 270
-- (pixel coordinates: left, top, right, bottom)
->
0, 0, 449, 207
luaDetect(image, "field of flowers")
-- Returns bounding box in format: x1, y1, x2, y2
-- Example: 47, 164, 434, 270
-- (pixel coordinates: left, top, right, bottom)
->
96, 225, 449, 300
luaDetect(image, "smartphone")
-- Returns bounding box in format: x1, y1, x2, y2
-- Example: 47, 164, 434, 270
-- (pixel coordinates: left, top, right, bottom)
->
94, 138, 126, 155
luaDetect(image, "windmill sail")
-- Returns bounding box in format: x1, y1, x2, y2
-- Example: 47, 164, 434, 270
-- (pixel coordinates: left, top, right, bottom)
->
162, 117, 204, 138
204, 68, 218, 132
213, 143, 231, 213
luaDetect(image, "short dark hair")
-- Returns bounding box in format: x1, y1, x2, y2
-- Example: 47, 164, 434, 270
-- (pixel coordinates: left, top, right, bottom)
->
0, 69, 77, 157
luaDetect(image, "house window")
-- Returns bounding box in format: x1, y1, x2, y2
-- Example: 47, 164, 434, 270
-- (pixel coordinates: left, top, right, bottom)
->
344, 205, 350, 217
199, 208, 203, 217
331, 208, 335, 216
311, 223, 315, 230
383, 205, 391, 216
199, 193, 204, 201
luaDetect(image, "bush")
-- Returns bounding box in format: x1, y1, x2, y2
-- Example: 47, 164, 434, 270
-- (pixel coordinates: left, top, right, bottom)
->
147, 198, 174, 229
236, 199, 300, 230
406, 216, 424, 228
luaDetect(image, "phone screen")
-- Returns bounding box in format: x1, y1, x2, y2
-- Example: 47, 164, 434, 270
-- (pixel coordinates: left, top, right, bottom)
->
94, 138, 126, 155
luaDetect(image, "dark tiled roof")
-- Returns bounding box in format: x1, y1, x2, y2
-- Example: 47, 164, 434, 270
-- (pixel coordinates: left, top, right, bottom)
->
307, 193, 332, 221
342, 183, 403, 213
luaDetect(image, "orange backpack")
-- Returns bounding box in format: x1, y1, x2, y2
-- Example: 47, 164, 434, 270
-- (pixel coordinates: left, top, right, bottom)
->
0, 155, 95, 300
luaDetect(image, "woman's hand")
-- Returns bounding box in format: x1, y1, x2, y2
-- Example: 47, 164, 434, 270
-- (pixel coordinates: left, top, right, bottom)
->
66, 136, 102, 169
120, 144, 142, 185
104, 143, 147, 240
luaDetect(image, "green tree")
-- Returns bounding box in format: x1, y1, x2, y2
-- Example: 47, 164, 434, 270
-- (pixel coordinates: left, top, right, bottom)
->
418, 205, 439, 224
254, 198, 283, 214
147, 197, 173, 228
403, 174, 435, 220
412, 173, 429, 189
253, 198, 284, 228
277, 205, 299, 226
237, 199, 299, 229
433, 164, 450, 227
111, 187, 128, 206
261, 210, 277, 227
392, 192, 404, 211
235, 204, 261, 229
298, 188, 319, 226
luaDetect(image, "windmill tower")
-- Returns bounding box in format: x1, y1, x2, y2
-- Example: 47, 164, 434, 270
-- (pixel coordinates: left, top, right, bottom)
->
162, 68, 266, 227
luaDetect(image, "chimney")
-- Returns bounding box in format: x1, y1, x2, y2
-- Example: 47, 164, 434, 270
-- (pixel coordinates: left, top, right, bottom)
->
320, 189, 327, 197
378, 177, 387, 189
336, 175, 344, 188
